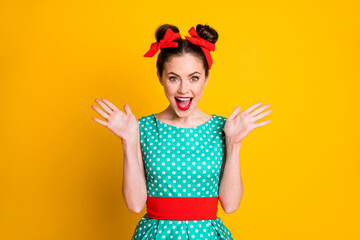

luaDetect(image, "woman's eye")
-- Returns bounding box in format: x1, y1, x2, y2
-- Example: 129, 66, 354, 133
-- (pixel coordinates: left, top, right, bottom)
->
169, 76, 198, 82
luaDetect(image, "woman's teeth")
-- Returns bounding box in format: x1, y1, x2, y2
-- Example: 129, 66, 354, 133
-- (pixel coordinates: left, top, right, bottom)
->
175, 97, 193, 110
175, 97, 192, 101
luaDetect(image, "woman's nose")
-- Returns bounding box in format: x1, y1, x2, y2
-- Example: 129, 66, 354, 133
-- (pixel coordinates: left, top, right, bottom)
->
178, 80, 189, 93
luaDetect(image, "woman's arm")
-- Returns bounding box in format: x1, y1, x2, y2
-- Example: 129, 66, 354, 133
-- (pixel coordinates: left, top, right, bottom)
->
218, 139, 243, 214
121, 122, 147, 213
91, 99, 147, 213
219, 102, 272, 214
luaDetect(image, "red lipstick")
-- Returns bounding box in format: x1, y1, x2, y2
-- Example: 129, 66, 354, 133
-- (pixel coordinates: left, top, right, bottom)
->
174, 97, 193, 111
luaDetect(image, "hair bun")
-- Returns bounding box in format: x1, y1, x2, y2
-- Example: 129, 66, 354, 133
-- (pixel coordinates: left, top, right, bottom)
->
195, 24, 219, 44
155, 24, 180, 42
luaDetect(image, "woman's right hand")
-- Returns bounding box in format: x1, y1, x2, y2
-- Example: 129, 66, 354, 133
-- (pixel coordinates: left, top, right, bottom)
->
91, 98, 138, 142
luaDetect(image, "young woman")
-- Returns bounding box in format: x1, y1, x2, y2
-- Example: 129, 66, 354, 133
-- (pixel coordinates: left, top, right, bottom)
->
92, 23, 272, 239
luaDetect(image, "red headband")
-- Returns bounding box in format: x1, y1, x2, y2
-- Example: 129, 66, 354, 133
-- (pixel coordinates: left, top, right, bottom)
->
144, 27, 216, 69
185, 27, 215, 69
143, 28, 182, 57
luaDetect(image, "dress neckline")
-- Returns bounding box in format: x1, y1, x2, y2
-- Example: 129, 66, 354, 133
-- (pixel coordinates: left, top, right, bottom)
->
152, 113, 215, 130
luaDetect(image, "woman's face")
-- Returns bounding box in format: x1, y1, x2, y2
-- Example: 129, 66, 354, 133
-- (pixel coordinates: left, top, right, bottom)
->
157, 53, 209, 117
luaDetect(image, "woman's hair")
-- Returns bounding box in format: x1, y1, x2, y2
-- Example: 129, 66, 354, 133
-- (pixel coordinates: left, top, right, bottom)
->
154, 24, 219, 78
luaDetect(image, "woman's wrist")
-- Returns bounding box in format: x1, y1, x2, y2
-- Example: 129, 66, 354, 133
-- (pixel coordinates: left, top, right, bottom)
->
225, 137, 242, 149
121, 137, 138, 148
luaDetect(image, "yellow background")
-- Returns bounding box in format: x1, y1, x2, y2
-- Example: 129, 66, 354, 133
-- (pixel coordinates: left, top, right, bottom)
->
1, 0, 359, 239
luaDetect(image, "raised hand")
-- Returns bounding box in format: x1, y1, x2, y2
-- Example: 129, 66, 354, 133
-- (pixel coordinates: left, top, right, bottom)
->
91, 98, 138, 142
223, 103, 272, 145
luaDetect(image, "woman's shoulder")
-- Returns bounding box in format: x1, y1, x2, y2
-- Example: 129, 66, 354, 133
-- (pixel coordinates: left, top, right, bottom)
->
212, 114, 227, 125
138, 114, 154, 125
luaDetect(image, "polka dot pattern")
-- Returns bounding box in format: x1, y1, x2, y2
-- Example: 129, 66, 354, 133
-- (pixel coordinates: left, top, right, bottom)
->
131, 114, 233, 240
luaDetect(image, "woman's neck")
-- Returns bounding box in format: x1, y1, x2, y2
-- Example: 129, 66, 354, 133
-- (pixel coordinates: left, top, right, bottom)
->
155, 105, 212, 127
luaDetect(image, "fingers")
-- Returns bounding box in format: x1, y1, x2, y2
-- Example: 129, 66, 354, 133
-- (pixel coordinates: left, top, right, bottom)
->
92, 116, 107, 127
92, 105, 109, 120
102, 98, 119, 111
250, 104, 271, 117
95, 99, 113, 115
228, 105, 241, 119
124, 103, 132, 115
244, 102, 263, 114
253, 108, 272, 122
253, 119, 271, 129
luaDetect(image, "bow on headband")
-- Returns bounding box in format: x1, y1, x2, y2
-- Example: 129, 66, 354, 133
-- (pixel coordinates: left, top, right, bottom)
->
185, 27, 215, 69
143, 28, 182, 57
143, 26, 215, 69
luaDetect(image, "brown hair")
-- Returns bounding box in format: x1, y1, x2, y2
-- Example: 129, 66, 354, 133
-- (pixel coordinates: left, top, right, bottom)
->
154, 24, 219, 78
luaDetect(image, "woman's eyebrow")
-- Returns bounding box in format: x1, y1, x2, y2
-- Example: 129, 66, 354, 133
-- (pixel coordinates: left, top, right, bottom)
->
167, 71, 201, 76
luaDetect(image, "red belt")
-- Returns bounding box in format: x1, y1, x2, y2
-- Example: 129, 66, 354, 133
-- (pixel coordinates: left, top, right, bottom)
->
146, 196, 219, 220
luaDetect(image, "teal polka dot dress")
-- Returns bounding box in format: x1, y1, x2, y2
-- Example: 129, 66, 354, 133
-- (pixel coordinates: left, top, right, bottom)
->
131, 113, 234, 240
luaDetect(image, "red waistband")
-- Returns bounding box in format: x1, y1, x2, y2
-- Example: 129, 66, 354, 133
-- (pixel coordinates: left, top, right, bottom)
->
146, 196, 219, 220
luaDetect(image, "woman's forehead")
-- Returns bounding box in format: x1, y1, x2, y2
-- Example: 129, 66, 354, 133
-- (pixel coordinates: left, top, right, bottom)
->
164, 54, 204, 75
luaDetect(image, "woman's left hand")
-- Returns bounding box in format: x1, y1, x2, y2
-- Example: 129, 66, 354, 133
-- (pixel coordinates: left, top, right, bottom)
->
223, 102, 272, 145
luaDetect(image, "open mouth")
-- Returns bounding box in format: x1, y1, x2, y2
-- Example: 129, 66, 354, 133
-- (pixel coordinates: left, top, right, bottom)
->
174, 97, 193, 111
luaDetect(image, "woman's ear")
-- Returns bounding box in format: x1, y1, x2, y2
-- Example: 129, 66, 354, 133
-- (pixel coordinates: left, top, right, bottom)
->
204, 75, 209, 87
